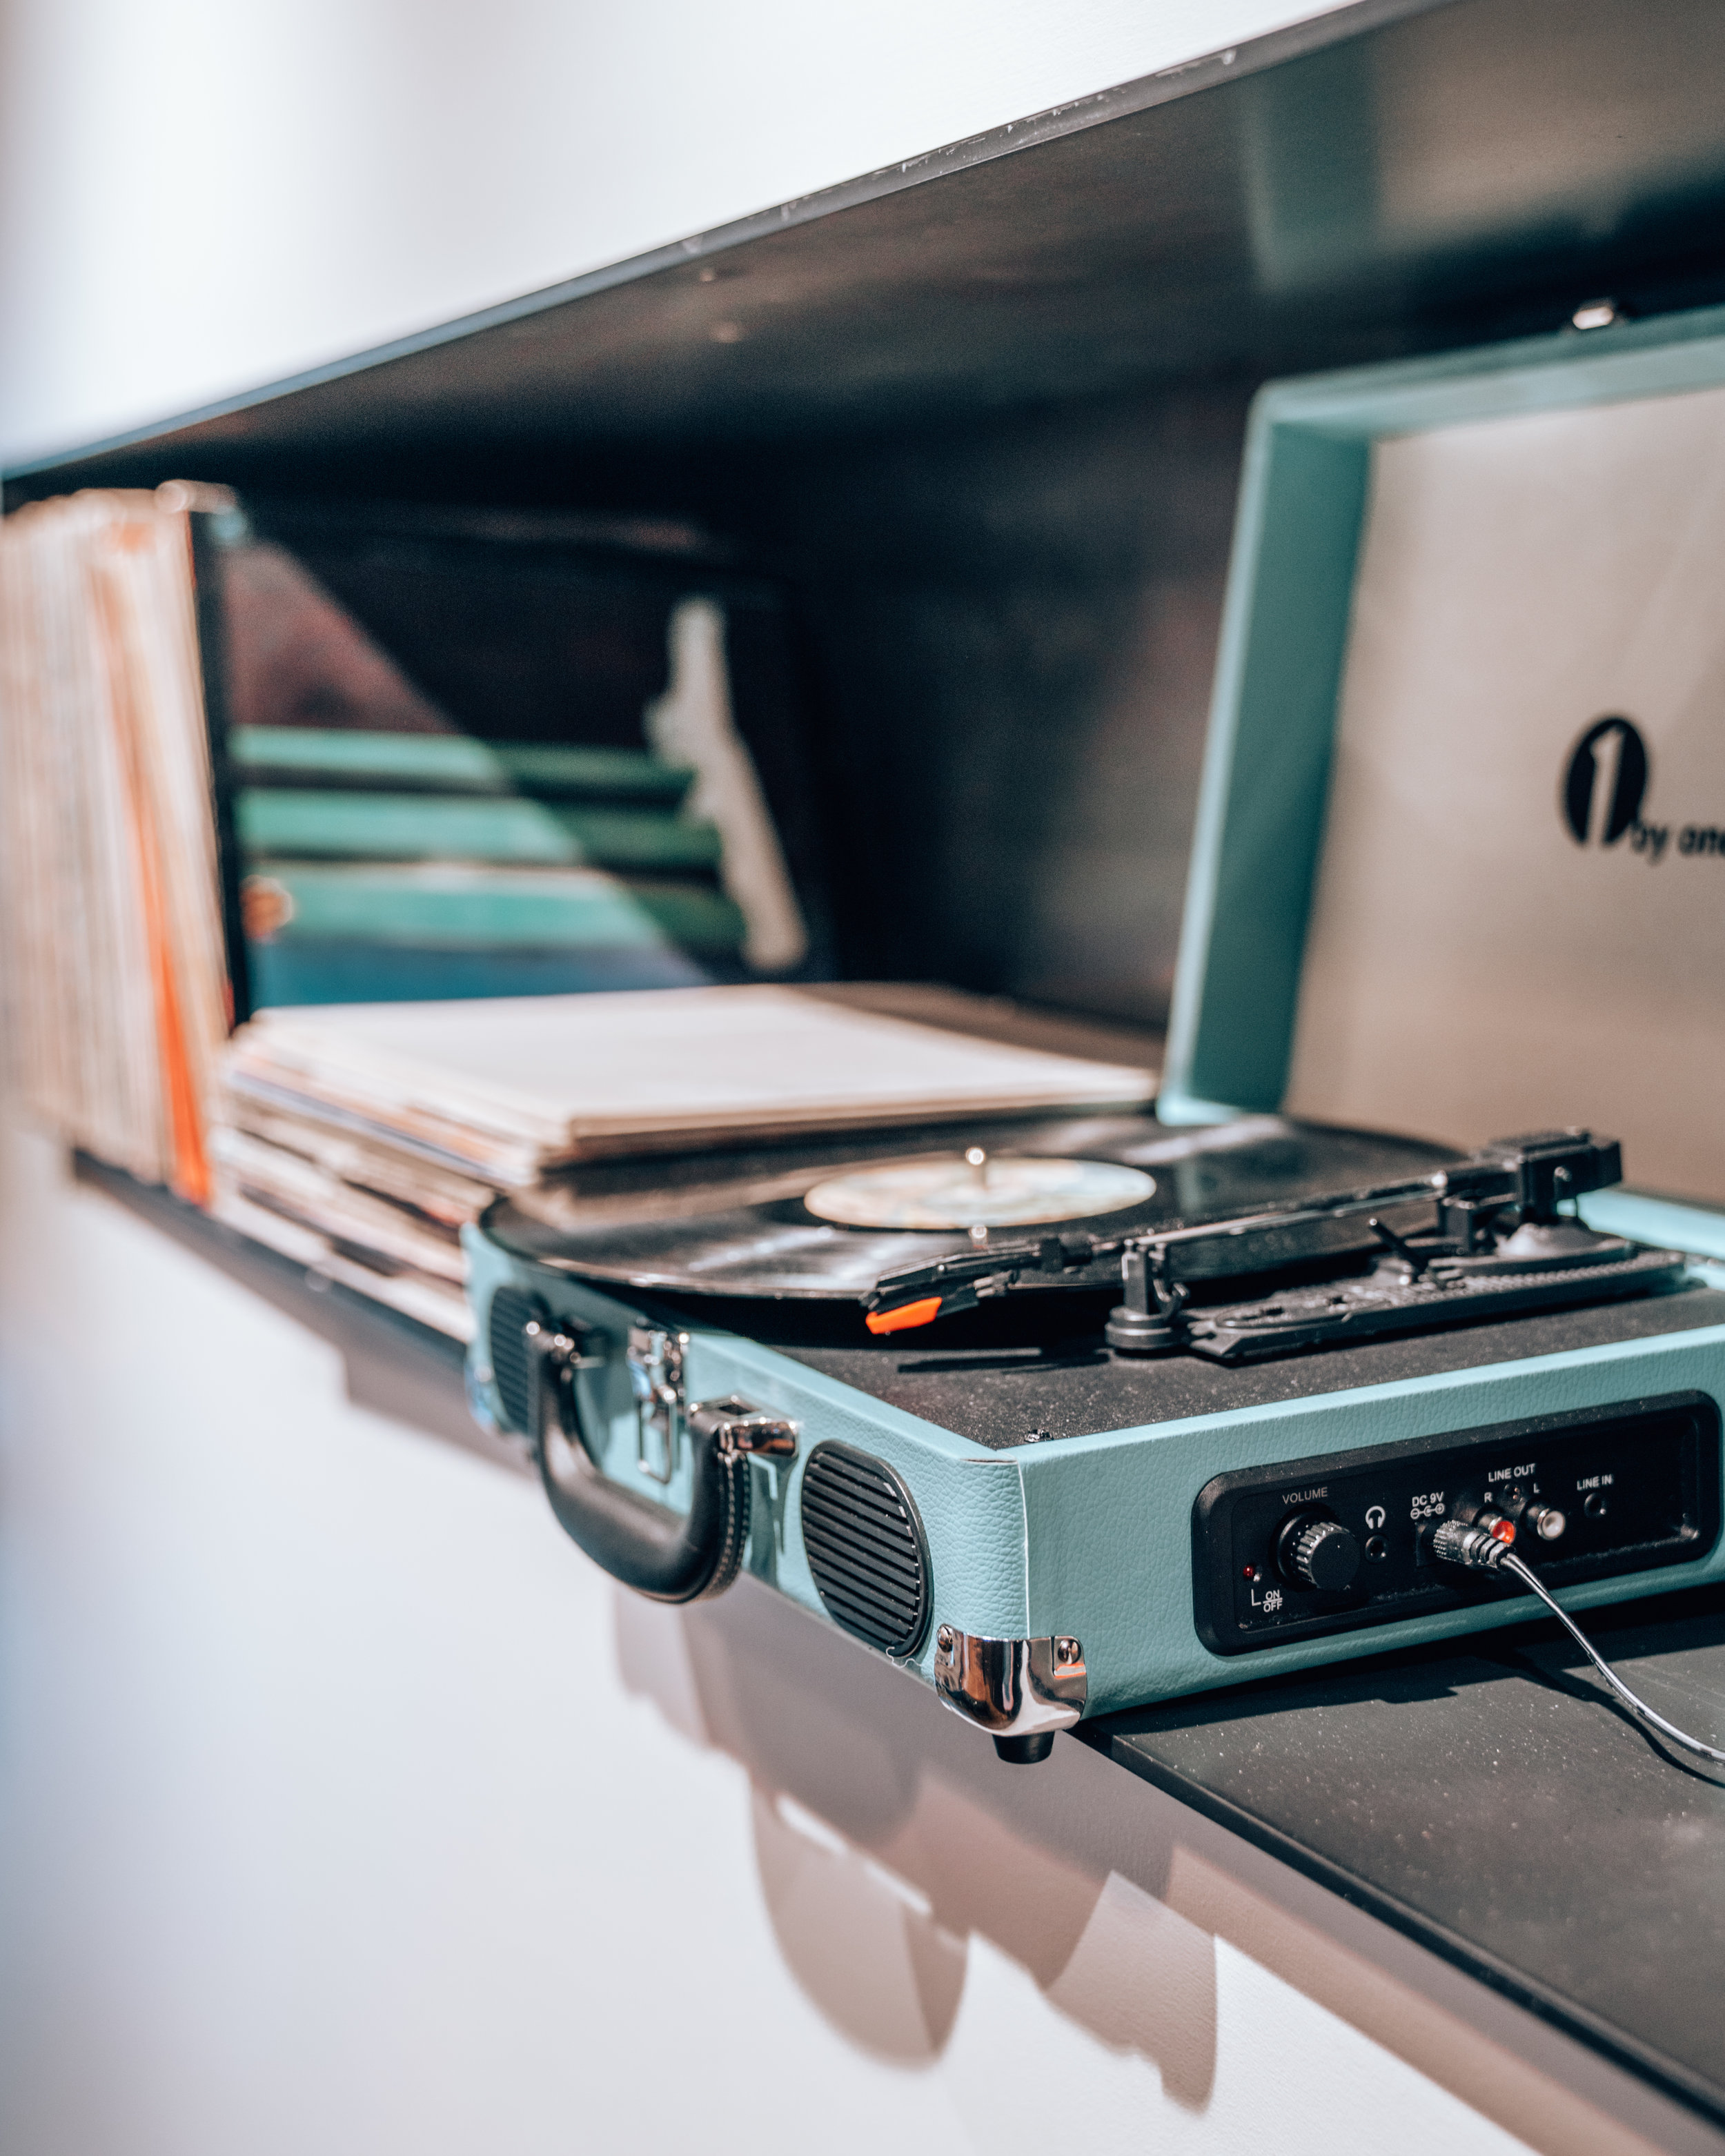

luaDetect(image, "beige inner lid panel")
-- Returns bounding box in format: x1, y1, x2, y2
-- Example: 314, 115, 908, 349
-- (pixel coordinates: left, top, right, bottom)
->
1284, 382, 1725, 1203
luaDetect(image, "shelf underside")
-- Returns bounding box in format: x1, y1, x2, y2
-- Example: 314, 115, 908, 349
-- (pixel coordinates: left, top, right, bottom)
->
14, 0, 1725, 501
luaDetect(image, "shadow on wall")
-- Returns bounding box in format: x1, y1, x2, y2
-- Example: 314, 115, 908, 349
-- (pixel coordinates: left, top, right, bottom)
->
611, 1577, 1684, 2156
614, 1573, 1222, 2099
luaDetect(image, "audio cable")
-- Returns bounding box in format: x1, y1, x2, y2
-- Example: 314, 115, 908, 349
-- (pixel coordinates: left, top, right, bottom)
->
1430, 1521, 1725, 1766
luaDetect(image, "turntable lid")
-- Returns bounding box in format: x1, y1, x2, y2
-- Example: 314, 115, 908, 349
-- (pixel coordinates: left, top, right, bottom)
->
1163, 301, 1725, 1209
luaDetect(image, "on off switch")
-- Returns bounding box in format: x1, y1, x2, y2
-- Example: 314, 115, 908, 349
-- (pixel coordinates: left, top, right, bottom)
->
1278, 1512, 1363, 1593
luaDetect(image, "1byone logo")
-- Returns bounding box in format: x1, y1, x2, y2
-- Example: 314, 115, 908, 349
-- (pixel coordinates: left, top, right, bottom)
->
1560, 715, 1724, 862
1562, 716, 1647, 846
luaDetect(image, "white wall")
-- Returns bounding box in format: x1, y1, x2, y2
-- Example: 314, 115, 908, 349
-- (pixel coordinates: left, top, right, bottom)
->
0, 0, 1351, 468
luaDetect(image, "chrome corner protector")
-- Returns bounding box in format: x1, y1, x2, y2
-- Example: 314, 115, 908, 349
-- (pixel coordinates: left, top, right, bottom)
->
932, 1628, 1087, 1739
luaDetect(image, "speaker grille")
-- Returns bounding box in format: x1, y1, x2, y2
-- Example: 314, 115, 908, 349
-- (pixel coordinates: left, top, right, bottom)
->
489, 1285, 547, 1434
800, 1442, 930, 1656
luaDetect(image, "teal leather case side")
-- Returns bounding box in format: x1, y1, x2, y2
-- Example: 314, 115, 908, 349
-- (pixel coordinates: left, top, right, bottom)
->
463, 1228, 1029, 1683
1018, 1325, 1725, 1717
466, 1227, 1725, 1719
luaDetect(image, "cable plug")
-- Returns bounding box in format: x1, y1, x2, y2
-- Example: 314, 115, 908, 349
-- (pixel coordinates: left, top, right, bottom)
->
1431, 1516, 1725, 1767
1429, 1518, 1510, 1572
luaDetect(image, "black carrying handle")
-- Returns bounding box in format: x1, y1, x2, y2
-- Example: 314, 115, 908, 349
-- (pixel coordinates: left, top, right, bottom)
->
527, 1316, 766, 1604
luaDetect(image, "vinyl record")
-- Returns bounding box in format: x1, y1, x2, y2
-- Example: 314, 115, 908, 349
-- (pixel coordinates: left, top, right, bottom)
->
484, 1114, 1459, 1305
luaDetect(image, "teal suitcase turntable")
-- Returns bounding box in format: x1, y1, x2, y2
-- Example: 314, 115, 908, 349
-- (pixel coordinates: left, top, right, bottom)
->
466, 303, 1725, 1760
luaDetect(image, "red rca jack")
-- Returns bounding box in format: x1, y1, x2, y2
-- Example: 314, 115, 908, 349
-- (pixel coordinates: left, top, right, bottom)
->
1464, 1499, 1567, 1548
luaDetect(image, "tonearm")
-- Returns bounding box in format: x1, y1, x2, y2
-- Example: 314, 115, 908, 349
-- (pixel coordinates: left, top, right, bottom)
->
862, 1131, 1684, 1363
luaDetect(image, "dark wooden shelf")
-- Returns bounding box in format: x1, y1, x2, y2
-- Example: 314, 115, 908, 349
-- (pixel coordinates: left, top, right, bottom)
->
1085, 1590, 1725, 2126
12, 0, 1725, 504
19, 0, 1725, 1021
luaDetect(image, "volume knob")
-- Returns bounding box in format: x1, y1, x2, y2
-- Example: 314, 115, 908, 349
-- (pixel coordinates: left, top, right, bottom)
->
1281, 1514, 1362, 1592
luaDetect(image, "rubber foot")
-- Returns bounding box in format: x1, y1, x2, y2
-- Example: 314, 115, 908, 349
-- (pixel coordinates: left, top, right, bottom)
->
993, 1731, 1056, 1764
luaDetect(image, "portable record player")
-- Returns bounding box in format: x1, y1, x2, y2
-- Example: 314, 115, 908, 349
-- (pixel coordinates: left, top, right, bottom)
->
465, 301, 1725, 1759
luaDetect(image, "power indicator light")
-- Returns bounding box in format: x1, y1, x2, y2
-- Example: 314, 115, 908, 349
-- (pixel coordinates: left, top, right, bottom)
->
1242, 1564, 1258, 1581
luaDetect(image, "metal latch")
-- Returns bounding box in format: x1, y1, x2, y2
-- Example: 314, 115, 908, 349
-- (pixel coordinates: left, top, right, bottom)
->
687, 1398, 799, 1459
627, 1327, 799, 1481
627, 1325, 689, 1483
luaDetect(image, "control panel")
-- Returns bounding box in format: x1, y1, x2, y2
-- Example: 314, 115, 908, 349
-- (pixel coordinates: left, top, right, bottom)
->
1192, 1392, 1722, 1656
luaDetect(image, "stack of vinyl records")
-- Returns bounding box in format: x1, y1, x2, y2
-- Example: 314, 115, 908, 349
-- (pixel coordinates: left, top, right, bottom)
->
209, 985, 1161, 1338
209, 1097, 493, 1338
0, 487, 230, 1200
1, 487, 1156, 1345
0, 485, 814, 1219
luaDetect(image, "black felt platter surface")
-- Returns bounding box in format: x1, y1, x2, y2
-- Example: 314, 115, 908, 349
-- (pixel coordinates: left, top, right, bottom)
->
774, 1280, 1725, 1448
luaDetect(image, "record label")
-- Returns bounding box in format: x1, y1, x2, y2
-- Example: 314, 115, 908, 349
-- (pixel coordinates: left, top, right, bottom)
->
802, 1151, 1156, 1231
